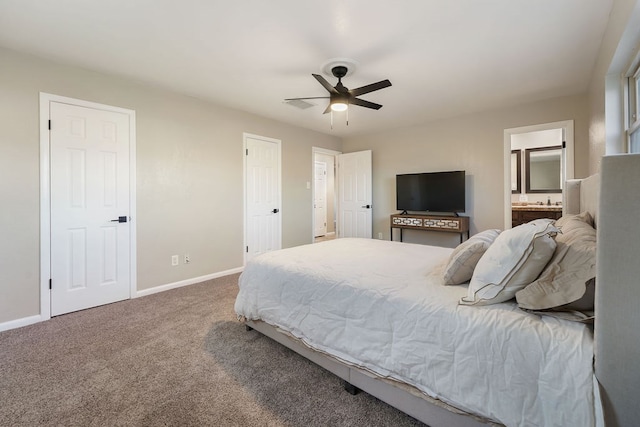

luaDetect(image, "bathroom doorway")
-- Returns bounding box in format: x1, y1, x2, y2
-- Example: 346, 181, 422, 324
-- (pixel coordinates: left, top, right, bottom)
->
503, 121, 574, 229
312, 147, 340, 243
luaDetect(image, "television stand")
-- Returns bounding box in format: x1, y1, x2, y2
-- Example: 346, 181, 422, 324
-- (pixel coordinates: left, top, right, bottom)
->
390, 213, 469, 244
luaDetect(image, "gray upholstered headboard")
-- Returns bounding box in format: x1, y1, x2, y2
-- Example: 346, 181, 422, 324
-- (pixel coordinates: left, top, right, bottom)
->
571, 154, 640, 427
564, 173, 600, 225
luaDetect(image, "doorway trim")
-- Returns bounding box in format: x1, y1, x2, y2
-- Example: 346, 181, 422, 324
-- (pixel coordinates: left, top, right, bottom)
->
39, 93, 137, 321
503, 120, 573, 230
311, 147, 341, 242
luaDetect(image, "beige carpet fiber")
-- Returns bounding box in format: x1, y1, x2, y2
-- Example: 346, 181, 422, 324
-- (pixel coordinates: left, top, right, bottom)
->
0, 273, 424, 426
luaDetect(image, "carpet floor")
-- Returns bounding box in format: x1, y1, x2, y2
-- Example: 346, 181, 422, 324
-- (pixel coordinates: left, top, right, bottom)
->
0, 274, 424, 426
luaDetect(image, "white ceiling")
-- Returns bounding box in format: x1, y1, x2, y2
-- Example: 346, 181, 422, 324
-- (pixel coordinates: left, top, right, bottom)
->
0, 0, 613, 138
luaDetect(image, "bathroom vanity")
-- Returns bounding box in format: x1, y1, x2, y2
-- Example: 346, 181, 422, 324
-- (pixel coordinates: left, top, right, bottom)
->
511, 204, 562, 227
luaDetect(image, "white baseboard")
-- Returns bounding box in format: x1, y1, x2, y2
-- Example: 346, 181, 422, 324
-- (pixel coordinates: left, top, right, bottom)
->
0, 314, 46, 333
0, 268, 244, 333
135, 266, 244, 298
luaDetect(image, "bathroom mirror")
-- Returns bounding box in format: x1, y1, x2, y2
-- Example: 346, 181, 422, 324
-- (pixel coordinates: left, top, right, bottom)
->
525, 146, 562, 193
511, 150, 521, 193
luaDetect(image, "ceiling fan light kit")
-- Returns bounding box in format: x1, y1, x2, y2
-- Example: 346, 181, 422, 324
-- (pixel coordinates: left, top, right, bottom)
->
330, 95, 349, 112
285, 60, 391, 128
330, 103, 348, 112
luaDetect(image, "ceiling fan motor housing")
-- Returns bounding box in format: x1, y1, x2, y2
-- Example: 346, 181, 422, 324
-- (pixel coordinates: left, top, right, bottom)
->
331, 66, 348, 79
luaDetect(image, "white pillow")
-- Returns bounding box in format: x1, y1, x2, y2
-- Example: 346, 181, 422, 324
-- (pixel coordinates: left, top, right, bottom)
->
459, 219, 558, 306
442, 229, 501, 285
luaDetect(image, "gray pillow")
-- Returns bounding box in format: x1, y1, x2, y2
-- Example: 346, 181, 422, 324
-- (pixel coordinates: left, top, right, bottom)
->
442, 229, 501, 285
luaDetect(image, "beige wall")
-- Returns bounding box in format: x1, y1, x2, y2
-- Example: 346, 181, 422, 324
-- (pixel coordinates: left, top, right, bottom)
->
342, 94, 590, 247
588, 0, 640, 173
0, 47, 341, 324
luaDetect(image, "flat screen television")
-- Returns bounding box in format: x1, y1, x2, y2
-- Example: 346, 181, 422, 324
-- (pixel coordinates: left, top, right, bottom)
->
396, 171, 466, 213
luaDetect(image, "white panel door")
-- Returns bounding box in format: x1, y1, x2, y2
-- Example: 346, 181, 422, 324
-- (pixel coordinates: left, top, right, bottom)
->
314, 161, 328, 237
50, 102, 131, 316
337, 150, 372, 238
245, 135, 281, 262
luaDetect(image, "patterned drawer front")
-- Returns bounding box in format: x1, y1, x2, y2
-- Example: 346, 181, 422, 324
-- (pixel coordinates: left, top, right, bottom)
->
423, 218, 460, 230
392, 217, 423, 226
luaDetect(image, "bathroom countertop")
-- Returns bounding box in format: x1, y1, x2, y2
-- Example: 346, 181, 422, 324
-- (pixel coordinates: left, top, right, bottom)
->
511, 204, 562, 211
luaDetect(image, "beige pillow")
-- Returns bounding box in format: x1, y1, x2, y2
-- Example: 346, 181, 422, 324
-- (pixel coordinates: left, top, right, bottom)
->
519, 279, 596, 324
442, 229, 501, 285
516, 213, 596, 312
555, 211, 594, 229
460, 219, 558, 306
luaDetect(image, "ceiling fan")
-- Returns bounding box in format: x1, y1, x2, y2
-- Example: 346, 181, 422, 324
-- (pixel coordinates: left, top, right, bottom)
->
285, 65, 392, 115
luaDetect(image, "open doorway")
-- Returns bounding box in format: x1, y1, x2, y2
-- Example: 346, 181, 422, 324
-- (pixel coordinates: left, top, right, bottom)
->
503, 121, 574, 229
312, 147, 340, 243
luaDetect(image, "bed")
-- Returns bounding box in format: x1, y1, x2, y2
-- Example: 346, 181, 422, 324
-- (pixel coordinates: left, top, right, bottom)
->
235, 154, 640, 427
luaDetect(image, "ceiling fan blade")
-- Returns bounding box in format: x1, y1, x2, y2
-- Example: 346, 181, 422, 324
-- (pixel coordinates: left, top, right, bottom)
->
351, 98, 383, 110
312, 74, 339, 94
284, 97, 330, 100
349, 79, 392, 97
322, 103, 332, 114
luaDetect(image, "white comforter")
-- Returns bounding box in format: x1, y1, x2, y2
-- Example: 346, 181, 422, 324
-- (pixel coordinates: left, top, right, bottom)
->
235, 238, 597, 427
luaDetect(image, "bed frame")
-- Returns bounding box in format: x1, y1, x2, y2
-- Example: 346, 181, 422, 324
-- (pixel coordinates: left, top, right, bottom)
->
245, 319, 491, 426
246, 153, 640, 427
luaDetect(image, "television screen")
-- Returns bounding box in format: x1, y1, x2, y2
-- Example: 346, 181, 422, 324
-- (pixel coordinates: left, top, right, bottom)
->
396, 171, 465, 213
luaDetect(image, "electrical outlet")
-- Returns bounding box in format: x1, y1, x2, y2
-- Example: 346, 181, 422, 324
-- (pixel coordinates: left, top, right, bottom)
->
184, 254, 190, 264
378, 232, 383, 240
171, 255, 179, 266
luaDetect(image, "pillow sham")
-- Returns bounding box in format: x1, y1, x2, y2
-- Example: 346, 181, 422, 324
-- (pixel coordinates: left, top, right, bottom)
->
442, 229, 501, 285
520, 279, 596, 323
515, 212, 596, 313
459, 219, 558, 306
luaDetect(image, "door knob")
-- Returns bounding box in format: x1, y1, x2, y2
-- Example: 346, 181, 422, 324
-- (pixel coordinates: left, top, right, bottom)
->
272, 208, 280, 214
361, 205, 371, 209
110, 216, 128, 223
